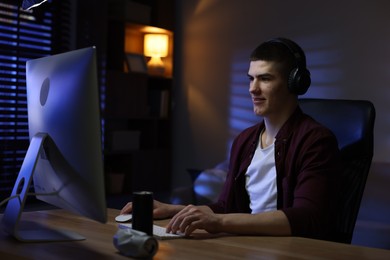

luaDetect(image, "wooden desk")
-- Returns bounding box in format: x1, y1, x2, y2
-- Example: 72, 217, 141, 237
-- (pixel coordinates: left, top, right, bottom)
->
1, 208, 390, 259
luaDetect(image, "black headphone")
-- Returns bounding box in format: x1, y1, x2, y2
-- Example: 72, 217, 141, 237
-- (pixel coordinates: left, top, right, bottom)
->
267, 38, 311, 95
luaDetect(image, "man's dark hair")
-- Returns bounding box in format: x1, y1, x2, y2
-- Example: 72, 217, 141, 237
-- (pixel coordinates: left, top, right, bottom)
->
250, 38, 306, 79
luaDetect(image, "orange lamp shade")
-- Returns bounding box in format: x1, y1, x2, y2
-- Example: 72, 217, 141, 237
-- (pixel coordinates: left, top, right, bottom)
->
144, 34, 169, 58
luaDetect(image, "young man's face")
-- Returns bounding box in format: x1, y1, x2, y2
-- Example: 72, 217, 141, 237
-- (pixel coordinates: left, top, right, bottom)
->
248, 60, 294, 117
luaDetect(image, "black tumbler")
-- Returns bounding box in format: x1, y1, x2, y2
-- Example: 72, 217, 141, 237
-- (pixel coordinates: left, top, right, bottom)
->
132, 191, 153, 236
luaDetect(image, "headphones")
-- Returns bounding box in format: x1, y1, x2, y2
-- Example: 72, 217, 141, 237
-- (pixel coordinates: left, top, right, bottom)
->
267, 38, 311, 95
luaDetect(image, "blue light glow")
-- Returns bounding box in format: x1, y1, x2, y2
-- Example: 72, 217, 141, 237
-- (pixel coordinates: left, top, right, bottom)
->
20, 28, 51, 37
19, 35, 51, 44
20, 21, 51, 31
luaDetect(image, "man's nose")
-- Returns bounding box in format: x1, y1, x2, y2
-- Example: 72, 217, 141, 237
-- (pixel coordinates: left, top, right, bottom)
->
249, 81, 260, 93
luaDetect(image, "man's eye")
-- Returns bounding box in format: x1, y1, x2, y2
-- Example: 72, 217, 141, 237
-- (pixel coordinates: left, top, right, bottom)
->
261, 77, 271, 82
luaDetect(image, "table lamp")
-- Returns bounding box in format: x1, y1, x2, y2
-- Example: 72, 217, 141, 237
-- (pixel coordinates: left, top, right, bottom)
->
144, 34, 169, 76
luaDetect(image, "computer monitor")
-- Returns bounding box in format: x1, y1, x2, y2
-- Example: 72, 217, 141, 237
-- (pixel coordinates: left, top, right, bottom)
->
1, 46, 107, 242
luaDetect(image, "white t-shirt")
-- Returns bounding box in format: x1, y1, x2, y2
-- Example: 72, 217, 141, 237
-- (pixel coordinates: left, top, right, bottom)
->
245, 142, 277, 214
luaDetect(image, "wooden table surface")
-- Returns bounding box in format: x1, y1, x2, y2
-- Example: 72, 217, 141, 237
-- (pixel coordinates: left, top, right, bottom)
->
1, 208, 390, 259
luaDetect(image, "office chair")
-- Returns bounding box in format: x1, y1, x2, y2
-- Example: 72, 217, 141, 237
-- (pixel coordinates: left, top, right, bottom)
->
299, 98, 376, 244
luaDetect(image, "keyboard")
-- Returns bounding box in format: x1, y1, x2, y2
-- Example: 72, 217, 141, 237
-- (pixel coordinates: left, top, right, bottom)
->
152, 225, 185, 240
118, 223, 184, 240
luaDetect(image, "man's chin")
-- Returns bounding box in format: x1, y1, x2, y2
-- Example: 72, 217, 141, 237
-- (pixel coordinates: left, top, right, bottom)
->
253, 109, 265, 116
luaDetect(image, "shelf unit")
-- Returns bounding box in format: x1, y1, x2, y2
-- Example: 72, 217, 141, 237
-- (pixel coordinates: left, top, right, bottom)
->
104, 3, 174, 195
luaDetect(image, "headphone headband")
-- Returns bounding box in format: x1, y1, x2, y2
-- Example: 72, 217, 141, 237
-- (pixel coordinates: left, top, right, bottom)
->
267, 37, 307, 69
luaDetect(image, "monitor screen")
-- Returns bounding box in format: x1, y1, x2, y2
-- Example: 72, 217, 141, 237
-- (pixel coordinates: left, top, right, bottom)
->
1, 46, 107, 242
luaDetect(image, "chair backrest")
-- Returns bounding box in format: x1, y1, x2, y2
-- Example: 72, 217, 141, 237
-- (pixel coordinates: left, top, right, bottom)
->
299, 98, 376, 243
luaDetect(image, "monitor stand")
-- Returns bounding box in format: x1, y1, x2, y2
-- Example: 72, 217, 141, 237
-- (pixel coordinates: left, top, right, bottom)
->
1, 133, 85, 242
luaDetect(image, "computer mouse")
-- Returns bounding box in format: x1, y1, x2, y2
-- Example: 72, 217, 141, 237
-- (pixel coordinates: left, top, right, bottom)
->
115, 214, 132, 223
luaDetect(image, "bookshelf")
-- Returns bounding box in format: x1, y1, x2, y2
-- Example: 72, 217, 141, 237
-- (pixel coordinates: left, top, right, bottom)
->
104, 1, 174, 195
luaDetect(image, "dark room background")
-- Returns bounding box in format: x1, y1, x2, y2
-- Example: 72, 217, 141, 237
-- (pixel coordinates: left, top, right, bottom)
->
1, 0, 389, 249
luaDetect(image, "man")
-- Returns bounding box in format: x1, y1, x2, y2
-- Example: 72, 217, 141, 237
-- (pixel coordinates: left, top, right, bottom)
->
121, 37, 341, 240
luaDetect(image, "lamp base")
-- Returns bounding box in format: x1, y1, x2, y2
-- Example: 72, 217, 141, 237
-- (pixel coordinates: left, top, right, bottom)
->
147, 57, 165, 77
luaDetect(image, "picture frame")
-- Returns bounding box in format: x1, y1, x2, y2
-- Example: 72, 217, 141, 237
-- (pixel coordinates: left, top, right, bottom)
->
125, 53, 147, 73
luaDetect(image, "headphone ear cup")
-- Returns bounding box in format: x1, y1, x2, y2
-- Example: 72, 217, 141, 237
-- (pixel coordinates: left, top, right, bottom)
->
288, 67, 299, 94
288, 67, 311, 95
267, 38, 311, 95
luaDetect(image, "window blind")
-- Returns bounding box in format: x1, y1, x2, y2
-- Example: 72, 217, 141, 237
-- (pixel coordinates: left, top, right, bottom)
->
0, 0, 71, 202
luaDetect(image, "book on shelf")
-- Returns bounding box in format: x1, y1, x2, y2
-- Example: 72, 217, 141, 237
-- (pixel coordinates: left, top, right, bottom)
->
149, 89, 170, 118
